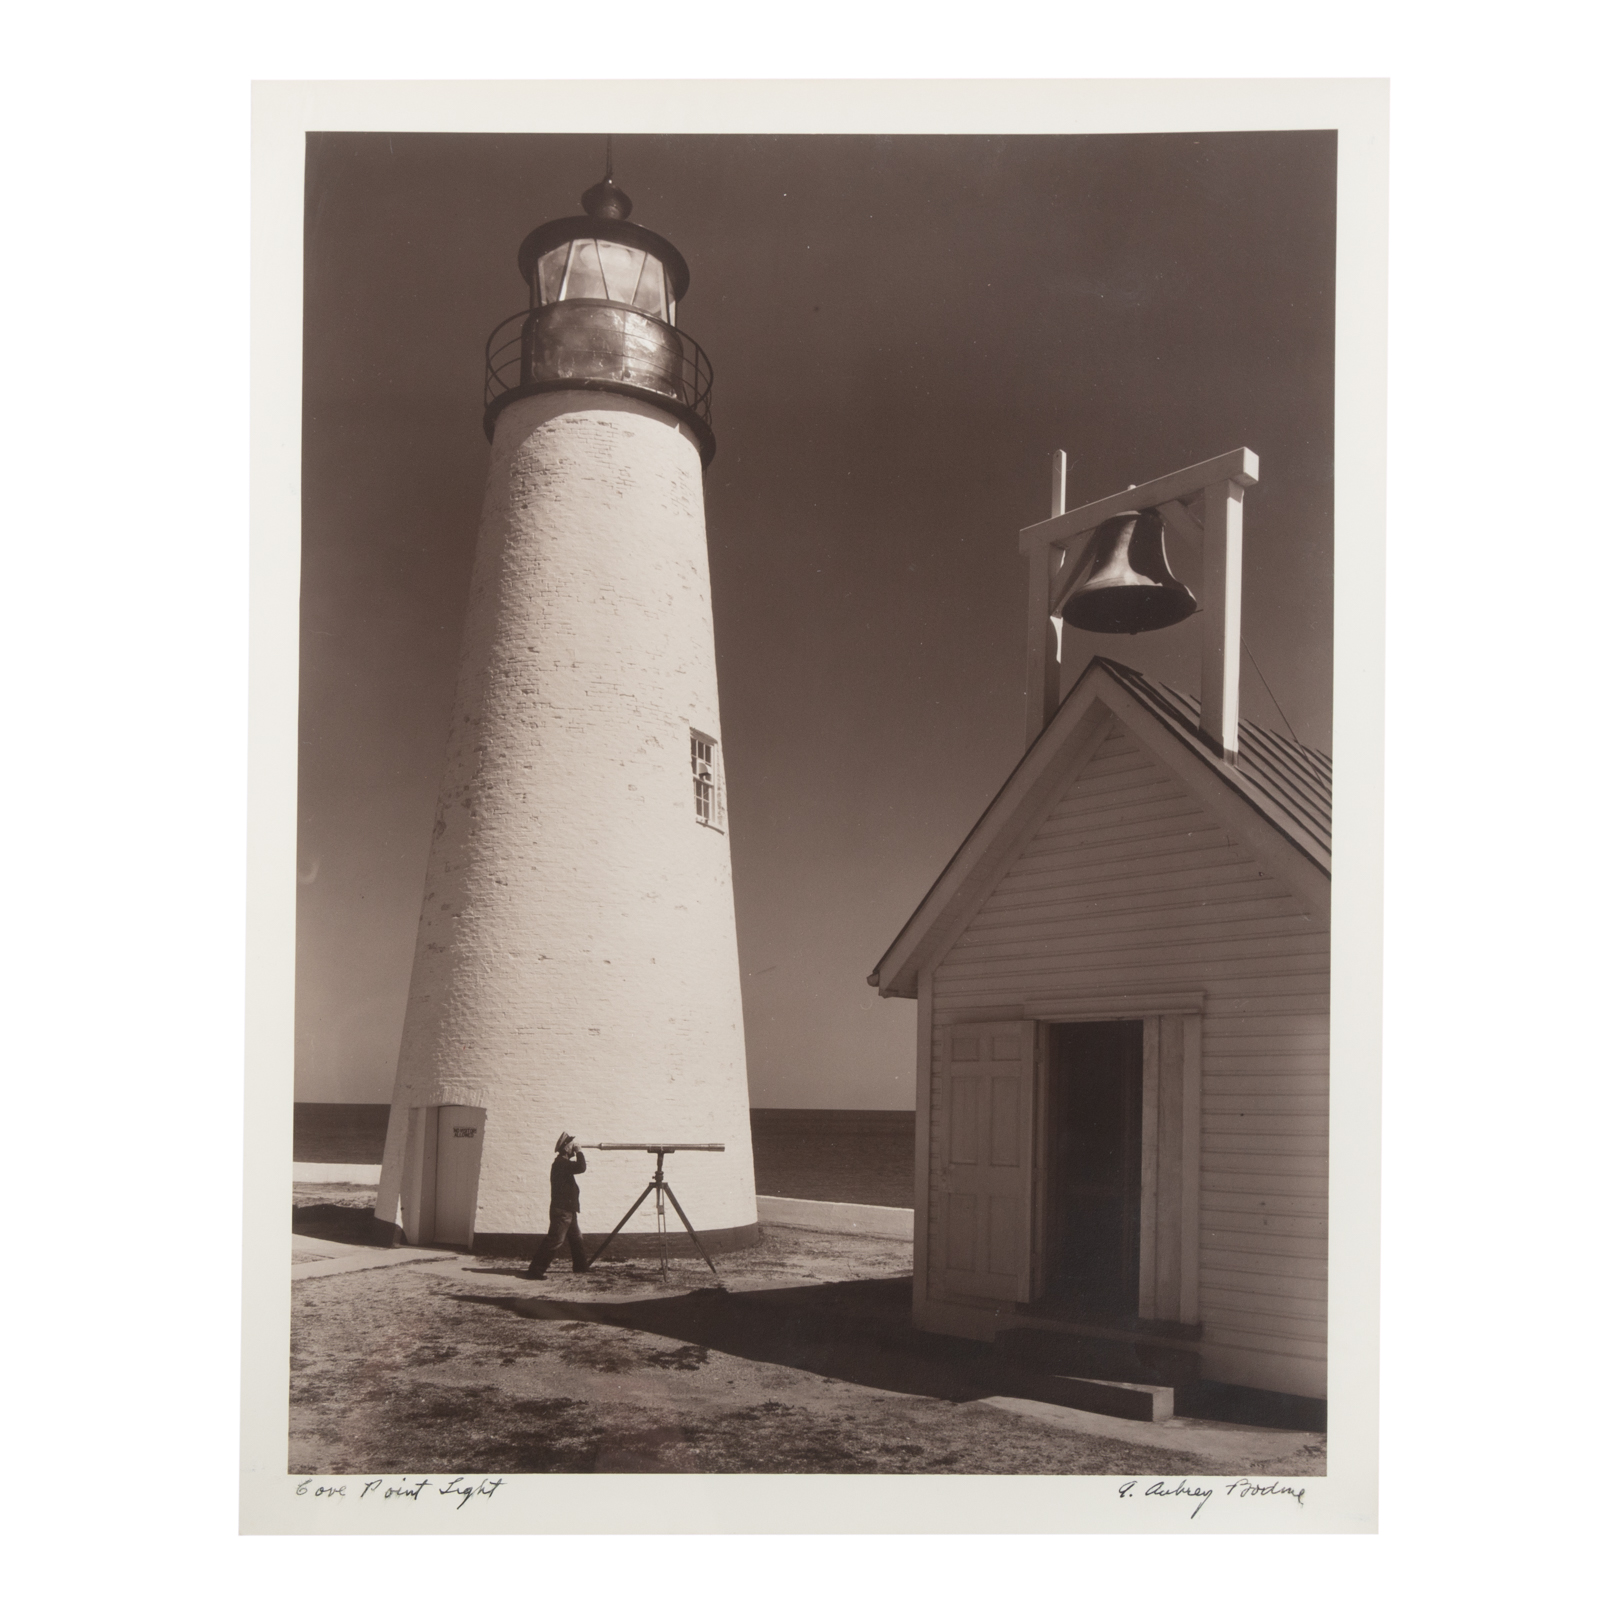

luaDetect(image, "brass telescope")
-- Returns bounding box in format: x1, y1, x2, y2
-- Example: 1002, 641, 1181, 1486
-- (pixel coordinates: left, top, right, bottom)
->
588, 1142, 727, 1281
595, 1143, 725, 1153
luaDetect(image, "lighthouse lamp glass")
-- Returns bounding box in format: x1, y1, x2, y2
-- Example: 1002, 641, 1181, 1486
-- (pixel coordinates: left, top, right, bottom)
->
534, 239, 674, 323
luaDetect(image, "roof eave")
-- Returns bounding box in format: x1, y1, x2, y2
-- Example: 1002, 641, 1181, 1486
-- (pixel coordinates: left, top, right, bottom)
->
869, 657, 1332, 1000
870, 663, 1120, 1000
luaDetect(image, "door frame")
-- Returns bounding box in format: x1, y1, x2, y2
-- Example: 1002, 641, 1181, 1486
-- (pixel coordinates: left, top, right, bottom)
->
1027, 994, 1202, 1326
1039, 1017, 1146, 1314
398, 1102, 488, 1248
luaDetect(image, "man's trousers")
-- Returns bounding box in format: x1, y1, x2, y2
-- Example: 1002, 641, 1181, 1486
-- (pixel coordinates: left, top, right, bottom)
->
527, 1207, 588, 1275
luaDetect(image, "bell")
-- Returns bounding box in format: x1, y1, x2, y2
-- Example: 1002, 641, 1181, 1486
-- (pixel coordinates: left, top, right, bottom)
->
1058, 508, 1198, 635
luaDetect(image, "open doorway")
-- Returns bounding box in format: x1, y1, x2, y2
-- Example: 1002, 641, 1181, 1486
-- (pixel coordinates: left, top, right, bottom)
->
1045, 1020, 1143, 1315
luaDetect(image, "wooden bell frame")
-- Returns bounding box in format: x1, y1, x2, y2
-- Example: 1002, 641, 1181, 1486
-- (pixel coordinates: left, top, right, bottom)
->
1020, 447, 1260, 761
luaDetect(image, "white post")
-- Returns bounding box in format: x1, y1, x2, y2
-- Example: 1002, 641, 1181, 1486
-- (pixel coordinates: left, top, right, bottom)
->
1024, 451, 1068, 749
1200, 478, 1244, 760
1023, 546, 1055, 749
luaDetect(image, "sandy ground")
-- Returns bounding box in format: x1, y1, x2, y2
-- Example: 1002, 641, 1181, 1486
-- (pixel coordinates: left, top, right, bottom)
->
290, 1187, 1324, 1477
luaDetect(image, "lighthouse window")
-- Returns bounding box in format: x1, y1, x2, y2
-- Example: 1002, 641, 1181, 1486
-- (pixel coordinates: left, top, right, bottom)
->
536, 248, 567, 305
534, 241, 672, 321
597, 240, 646, 303
691, 731, 723, 830
562, 239, 608, 300
632, 256, 669, 320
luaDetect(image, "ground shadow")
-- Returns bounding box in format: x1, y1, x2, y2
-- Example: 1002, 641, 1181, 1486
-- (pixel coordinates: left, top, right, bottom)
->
448, 1277, 1326, 1430
291, 1202, 377, 1248
293, 1199, 1323, 1430
452, 1276, 1005, 1403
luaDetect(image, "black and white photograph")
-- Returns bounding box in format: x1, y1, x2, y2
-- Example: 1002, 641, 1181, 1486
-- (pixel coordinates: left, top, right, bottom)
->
243, 78, 1386, 1534
18, 6, 1600, 1584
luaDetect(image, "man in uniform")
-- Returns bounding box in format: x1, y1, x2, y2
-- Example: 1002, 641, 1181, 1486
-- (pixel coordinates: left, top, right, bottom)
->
525, 1132, 592, 1279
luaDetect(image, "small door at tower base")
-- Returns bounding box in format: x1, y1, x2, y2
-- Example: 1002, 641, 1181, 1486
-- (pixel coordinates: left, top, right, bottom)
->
432, 1105, 486, 1246
404, 1104, 486, 1248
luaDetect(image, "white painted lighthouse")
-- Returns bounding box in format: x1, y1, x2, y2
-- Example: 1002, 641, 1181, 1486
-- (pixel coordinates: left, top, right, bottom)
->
373, 163, 759, 1256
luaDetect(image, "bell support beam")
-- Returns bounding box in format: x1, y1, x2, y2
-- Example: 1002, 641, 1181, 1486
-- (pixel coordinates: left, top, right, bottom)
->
1020, 446, 1258, 554
1200, 478, 1244, 761
1022, 451, 1070, 747
1019, 446, 1258, 759
1040, 457, 1256, 617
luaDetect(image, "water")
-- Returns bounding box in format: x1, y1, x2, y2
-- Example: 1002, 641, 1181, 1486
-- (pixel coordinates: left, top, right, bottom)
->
293, 1104, 914, 1209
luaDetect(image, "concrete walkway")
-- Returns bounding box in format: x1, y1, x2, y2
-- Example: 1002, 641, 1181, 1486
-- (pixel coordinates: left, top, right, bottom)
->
976, 1395, 1324, 1470
290, 1235, 458, 1281
754, 1195, 913, 1239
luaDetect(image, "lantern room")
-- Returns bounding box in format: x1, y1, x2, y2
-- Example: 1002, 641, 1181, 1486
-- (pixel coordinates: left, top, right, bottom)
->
483, 165, 715, 462
521, 172, 685, 323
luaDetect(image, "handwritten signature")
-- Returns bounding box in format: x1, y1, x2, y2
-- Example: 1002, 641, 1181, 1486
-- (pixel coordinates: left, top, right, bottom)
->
296, 1476, 506, 1509
1117, 1477, 1307, 1518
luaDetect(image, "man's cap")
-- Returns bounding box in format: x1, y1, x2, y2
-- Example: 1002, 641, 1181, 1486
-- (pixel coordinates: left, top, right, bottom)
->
555, 1131, 575, 1153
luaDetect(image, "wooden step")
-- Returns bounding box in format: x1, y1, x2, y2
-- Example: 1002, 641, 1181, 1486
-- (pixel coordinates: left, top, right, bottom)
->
1033, 1374, 1175, 1422
995, 1325, 1202, 1388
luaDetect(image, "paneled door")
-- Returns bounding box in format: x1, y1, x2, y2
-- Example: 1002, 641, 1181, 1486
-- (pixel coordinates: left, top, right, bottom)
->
934, 1020, 1038, 1303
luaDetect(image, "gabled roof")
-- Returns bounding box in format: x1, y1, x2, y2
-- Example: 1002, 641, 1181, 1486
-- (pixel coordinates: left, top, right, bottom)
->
869, 656, 1332, 1000
1095, 658, 1332, 868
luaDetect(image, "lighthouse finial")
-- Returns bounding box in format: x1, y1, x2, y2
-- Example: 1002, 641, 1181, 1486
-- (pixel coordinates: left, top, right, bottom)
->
582, 137, 632, 220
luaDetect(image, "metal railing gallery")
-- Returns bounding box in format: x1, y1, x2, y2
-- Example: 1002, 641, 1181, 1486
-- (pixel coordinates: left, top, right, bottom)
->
483, 301, 715, 431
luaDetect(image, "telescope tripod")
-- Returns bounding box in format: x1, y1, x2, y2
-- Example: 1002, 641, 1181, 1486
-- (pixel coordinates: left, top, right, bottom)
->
588, 1146, 722, 1282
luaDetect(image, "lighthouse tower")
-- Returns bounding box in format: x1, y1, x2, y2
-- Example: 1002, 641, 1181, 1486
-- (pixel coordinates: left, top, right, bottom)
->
373, 164, 759, 1256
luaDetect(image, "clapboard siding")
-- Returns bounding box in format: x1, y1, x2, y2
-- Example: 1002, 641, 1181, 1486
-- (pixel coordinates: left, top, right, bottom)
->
1203, 1244, 1326, 1277
1206, 1012, 1330, 1037
947, 926, 1325, 971
982, 873, 1293, 921
1204, 1056, 1327, 1077
1209, 1076, 1330, 1098
1207, 1093, 1328, 1115
1204, 1285, 1327, 1320
960, 900, 1312, 948
1203, 1325, 1328, 1361
1202, 1114, 1328, 1137
1202, 1209, 1327, 1240
1204, 1135, 1328, 1157
1203, 1169, 1328, 1198
1203, 1227, 1327, 1259
1000, 843, 1261, 889
1203, 1264, 1328, 1300
1203, 1187, 1328, 1216
938, 951, 1328, 994
1205, 1152, 1329, 1178
1205, 1307, 1328, 1341
931, 720, 1329, 1397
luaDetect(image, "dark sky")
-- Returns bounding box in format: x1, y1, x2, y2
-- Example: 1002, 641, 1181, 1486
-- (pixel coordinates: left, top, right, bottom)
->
297, 129, 1336, 1109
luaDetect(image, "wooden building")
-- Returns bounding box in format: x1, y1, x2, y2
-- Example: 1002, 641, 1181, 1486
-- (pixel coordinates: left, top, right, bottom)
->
870, 455, 1331, 1402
